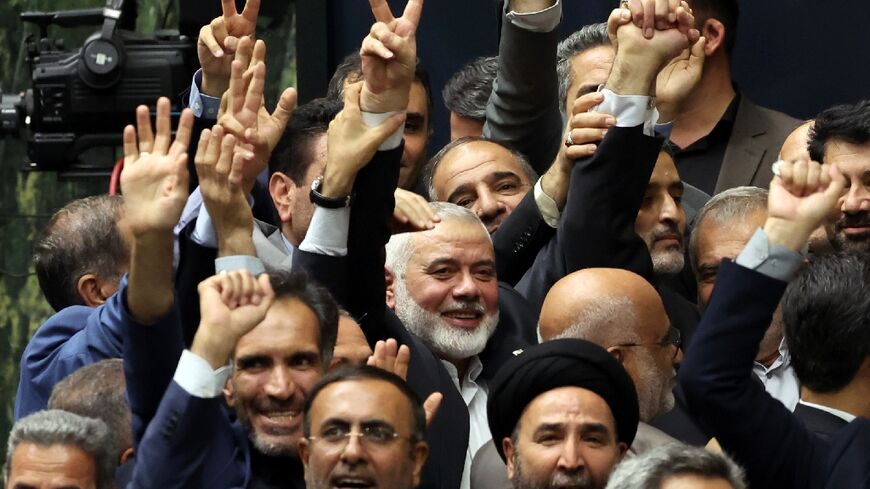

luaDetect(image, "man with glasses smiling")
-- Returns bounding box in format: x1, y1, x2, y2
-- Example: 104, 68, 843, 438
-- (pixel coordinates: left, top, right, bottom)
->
300, 365, 429, 489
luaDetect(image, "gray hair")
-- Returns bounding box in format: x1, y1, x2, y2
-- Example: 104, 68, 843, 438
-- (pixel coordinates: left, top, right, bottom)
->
442, 56, 499, 121
4, 410, 117, 489
48, 359, 131, 457
422, 137, 538, 201
548, 296, 640, 345
689, 186, 769, 273
605, 443, 746, 489
557, 23, 610, 109
386, 202, 490, 276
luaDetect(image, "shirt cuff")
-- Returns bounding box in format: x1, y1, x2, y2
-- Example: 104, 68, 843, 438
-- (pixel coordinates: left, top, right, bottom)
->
505, 0, 561, 33
215, 255, 266, 275
533, 178, 560, 228
299, 206, 350, 256
189, 69, 221, 120
594, 88, 660, 137
192, 202, 219, 249
173, 350, 231, 399
361, 111, 404, 150
735, 228, 804, 282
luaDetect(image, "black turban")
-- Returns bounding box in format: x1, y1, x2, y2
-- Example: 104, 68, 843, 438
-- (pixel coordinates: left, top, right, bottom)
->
487, 338, 639, 461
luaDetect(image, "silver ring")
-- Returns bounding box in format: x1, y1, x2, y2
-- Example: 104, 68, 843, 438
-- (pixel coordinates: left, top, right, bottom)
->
771, 159, 784, 177
565, 132, 574, 147
139, 151, 151, 157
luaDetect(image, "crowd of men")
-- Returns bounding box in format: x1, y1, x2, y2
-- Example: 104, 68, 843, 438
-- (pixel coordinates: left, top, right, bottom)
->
6, 0, 870, 488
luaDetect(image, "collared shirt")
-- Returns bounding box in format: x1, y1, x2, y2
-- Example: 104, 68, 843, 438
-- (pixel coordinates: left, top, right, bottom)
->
752, 338, 800, 411
797, 399, 857, 424
441, 357, 490, 489
674, 93, 740, 195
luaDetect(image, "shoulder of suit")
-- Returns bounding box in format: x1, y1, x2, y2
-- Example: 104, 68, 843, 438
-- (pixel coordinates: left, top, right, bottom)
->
737, 96, 803, 136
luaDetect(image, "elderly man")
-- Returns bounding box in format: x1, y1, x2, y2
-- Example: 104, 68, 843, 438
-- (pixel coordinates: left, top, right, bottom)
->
605, 444, 746, 489
4, 410, 116, 489
300, 365, 429, 489
486, 339, 639, 489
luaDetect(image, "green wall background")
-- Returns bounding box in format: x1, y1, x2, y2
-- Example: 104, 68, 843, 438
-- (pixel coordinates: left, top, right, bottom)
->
0, 0, 294, 461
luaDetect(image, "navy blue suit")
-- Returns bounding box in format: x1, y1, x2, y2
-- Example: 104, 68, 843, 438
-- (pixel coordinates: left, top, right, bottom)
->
15, 277, 134, 419
679, 260, 870, 488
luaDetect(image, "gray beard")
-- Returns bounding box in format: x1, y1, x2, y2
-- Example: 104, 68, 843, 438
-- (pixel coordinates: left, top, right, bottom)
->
392, 277, 499, 361
512, 450, 602, 489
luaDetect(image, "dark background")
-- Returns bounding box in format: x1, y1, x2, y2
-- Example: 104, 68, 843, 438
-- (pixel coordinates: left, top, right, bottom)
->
298, 0, 870, 152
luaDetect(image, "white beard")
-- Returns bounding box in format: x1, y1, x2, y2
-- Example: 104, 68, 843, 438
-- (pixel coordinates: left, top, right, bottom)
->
393, 277, 499, 361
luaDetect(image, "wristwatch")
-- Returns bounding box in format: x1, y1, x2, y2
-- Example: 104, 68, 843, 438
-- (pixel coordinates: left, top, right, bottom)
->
309, 175, 352, 208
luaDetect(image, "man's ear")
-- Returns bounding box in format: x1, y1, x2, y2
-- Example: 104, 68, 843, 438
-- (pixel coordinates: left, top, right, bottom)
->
385, 266, 397, 310
502, 437, 516, 480
119, 447, 134, 465
298, 436, 311, 470
77, 274, 113, 307
617, 441, 629, 460
701, 18, 726, 57
411, 441, 429, 487
223, 377, 235, 407
606, 346, 625, 365
269, 172, 296, 224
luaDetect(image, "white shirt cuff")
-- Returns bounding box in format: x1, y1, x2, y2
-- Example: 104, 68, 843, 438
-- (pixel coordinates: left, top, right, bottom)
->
533, 178, 560, 228
299, 206, 350, 256
215, 256, 265, 275
505, 0, 562, 32
735, 228, 804, 282
173, 350, 231, 399
361, 111, 404, 150
593, 88, 660, 137
189, 69, 221, 119
193, 192, 256, 249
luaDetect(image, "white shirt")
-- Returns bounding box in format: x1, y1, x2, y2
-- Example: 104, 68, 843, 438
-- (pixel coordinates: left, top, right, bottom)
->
442, 357, 490, 489
752, 338, 800, 411
797, 399, 857, 423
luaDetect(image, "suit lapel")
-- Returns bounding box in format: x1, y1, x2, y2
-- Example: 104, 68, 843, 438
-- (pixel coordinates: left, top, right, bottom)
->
715, 97, 770, 193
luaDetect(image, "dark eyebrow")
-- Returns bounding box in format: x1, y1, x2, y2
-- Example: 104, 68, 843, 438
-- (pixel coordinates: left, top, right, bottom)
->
425, 257, 459, 270
473, 259, 497, 269
446, 183, 476, 204
696, 262, 720, 278
407, 112, 426, 126
579, 422, 611, 437
533, 422, 565, 436
235, 354, 270, 368
446, 171, 523, 203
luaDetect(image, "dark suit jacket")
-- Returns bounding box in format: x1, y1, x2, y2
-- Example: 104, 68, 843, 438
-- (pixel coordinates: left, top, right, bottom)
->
679, 260, 870, 488
794, 403, 851, 442
293, 146, 533, 489
482, 7, 562, 175
510, 125, 700, 343
713, 96, 801, 194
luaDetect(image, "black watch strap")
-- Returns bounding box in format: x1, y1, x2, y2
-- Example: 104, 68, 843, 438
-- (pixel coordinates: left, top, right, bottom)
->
309, 175, 352, 208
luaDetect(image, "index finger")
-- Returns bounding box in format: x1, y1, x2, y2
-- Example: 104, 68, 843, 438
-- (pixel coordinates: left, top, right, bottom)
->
241, 0, 261, 23
221, 0, 238, 18
368, 0, 396, 23
401, 0, 424, 30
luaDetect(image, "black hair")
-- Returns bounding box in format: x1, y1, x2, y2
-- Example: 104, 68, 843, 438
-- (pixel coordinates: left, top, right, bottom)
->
783, 252, 870, 393
808, 99, 870, 163
302, 364, 426, 444
268, 98, 343, 182
442, 56, 498, 121
269, 271, 340, 367
33, 195, 128, 311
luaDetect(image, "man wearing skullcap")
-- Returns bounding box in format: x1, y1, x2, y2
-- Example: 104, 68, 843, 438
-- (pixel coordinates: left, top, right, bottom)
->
487, 339, 639, 489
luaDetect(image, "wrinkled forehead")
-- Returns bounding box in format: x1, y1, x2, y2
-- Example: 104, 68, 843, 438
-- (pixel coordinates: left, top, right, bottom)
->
434, 142, 528, 191
409, 219, 494, 263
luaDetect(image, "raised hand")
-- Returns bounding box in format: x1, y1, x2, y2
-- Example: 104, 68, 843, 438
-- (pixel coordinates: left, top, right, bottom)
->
564, 91, 615, 160
192, 271, 275, 369
218, 39, 298, 193
193, 125, 256, 256
321, 82, 405, 197
198, 0, 261, 96
655, 36, 706, 122
764, 160, 846, 251
121, 97, 193, 237
366, 338, 443, 428
392, 188, 439, 233
359, 0, 424, 113
625, 0, 697, 39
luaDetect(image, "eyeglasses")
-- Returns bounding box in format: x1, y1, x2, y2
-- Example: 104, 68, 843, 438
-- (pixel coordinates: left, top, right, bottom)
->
308, 424, 408, 450
617, 327, 681, 357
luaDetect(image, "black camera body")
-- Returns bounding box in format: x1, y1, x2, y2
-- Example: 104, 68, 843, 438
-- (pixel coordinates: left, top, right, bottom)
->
1, 1, 196, 172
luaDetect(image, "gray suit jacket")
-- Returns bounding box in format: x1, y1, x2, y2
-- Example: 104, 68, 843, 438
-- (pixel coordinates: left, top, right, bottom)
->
714, 96, 801, 194
483, 7, 562, 175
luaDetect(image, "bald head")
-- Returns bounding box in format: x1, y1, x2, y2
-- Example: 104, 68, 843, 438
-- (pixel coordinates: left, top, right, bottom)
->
539, 269, 667, 345
539, 269, 679, 421
779, 120, 814, 161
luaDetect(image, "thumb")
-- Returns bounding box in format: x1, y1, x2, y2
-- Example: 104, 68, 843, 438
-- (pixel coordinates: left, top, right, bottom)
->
270, 87, 298, 132
823, 163, 847, 200
423, 392, 443, 428
690, 36, 706, 60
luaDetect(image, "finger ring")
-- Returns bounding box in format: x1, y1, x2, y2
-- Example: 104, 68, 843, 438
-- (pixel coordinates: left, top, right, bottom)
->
565, 132, 574, 147
771, 159, 784, 177
139, 151, 150, 157
620, 0, 629, 7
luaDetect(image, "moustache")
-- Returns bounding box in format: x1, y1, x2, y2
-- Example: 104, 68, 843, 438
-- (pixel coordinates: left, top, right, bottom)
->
836, 211, 870, 230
